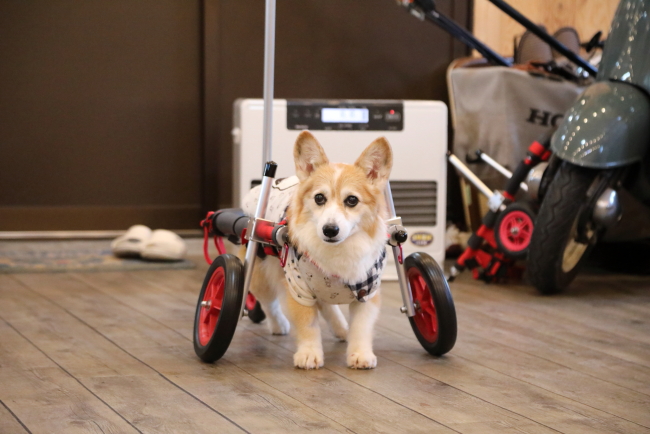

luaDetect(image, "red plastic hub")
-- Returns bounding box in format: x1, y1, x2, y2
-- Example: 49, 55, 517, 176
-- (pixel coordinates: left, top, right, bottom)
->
407, 268, 439, 343
499, 210, 533, 252
198, 267, 225, 346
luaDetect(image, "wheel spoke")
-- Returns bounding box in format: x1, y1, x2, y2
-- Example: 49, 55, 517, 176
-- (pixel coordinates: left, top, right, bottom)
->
198, 266, 227, 346
408, 269, 439, 343
423, 310, 438, 333
211, 293, 223, 310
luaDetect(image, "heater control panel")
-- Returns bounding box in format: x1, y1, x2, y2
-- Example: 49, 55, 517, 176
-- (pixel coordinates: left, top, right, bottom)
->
286, 100, 404, 131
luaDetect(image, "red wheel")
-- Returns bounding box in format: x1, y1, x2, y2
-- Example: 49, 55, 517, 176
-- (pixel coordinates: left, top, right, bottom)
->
409, 270, 439, 343
197, 267, 225, 346
193, 254, 244, 362
405, 252, 457, 356
495, 203, 536, 260
245, 293, 266, 324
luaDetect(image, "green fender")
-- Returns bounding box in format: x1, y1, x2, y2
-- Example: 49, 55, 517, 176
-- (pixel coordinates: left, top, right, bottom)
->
551, 81, 650, 168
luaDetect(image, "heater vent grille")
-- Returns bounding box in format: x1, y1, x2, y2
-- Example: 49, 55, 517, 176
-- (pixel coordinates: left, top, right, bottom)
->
250, 179, 438, 226
390, 181, 437, 226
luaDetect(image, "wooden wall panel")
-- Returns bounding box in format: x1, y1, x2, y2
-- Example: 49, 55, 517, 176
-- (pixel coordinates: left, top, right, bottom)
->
0, 1, 203, 231
473, 0, 620, 56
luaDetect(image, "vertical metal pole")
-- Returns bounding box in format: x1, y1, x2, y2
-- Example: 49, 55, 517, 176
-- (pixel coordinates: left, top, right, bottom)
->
385, 182, 415, 317
261, 0, 276, 164
240, 0, 277, 318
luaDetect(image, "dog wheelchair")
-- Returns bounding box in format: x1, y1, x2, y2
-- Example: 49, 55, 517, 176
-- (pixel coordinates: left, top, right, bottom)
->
193, 162, 458, 362
192, 0, 455, 364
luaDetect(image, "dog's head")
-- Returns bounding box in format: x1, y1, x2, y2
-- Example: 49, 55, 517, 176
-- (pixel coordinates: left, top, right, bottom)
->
287, 131, 393, 247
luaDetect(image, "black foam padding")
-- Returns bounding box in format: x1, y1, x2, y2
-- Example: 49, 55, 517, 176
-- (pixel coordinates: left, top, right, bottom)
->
213, 208, 249, 239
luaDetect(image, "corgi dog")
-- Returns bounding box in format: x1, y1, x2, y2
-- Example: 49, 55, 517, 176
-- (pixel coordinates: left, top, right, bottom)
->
241, 130, 393, 369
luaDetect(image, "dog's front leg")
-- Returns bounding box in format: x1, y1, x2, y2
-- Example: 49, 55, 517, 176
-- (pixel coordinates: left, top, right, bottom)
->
286, 293, 324, 369
347, 292, 381, 369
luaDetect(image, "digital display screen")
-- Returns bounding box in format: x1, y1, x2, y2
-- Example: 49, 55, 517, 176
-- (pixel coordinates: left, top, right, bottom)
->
321, 108, 369, 123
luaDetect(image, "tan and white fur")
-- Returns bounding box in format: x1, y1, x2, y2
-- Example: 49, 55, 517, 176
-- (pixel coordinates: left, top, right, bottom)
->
244, 130, 393, 369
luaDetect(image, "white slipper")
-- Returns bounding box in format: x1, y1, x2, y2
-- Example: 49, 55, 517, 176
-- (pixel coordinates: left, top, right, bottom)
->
111, 225, 152, 257
141, 229, 187, 261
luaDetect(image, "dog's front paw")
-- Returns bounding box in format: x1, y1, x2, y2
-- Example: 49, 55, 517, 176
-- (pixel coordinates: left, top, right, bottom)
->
269, 315, 290, 335
347, 351, 377, 369
293, 347, 324, 369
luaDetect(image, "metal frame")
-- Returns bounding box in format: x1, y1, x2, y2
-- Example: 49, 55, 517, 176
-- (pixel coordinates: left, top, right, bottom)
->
237, 0, 422, 321
401, 0, 597, 76
240, 0, 278, 319
487, 0, 597, 77
400, 0, 511, 67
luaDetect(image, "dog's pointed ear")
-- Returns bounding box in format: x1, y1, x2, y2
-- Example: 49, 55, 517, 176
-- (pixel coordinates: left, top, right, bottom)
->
294, 131, 329, 181
354, 137, 393, 187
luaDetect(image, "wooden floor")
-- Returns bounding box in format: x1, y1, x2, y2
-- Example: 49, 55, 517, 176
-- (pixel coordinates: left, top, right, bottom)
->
1, 254, 650, 433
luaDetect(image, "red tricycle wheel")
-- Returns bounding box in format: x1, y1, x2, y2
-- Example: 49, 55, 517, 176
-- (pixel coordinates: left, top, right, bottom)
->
405, 252, 457, 356
193, 254, 244, 362
495, 203, 536, 260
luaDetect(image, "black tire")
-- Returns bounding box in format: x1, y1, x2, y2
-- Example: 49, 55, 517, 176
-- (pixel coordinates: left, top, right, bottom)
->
494, 202, 536, 260
193, 254, 244, 362
527, 162, 599, 294
405, 252, 457, 356
246, 296, 266, 324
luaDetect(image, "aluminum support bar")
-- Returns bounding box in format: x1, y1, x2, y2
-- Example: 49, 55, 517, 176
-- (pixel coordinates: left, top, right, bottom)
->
479, 153, 528, 192
448, 153, 494, 198
240, 173, 275, 318
384, 181, 415, 317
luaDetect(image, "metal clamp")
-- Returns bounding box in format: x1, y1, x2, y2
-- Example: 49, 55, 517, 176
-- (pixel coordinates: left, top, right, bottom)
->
387, 222, 408, 247
245, 217, 276, 245
488, 191, 506, 212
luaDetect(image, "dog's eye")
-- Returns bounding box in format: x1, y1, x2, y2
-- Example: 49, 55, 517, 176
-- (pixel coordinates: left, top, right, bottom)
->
314, 193, 327, 205
344, 195, 359, 207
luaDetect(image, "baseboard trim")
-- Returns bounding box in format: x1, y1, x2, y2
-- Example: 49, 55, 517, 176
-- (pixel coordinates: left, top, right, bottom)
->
0, 205, 204, 232
0, 229, 203, 240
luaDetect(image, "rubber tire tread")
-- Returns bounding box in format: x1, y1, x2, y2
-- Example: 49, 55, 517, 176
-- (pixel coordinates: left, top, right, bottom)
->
494, 202, 536, 260
405, 252, 457, 356
527, 162, 597, 294
193, 254, 244, 362
247, 301, 266, 324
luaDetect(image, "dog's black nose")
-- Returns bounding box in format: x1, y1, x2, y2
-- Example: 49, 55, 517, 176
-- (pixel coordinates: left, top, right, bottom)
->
322, 224, 339, 238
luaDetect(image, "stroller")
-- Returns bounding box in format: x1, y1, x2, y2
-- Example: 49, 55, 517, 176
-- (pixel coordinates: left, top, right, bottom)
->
398, 0, 599, 282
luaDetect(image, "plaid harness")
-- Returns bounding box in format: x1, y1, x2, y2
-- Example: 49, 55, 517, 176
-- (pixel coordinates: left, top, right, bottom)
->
283, 246, 386, 307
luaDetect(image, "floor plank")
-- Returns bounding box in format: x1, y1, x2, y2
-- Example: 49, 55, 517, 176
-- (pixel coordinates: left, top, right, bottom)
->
2, 275, 246, 434
0, 400, 30, 434
76, 270, 562, 433
71, 268, 650, 433
448, 278, 650, 368
1, 250, 649, 434
380, 281, 650, 433
448, 288, 650, 395
0, 282, 141, 434
20, 272, 451, 434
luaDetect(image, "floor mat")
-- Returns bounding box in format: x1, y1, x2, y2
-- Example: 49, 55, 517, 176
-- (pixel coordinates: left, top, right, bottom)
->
0, 240, 195, 273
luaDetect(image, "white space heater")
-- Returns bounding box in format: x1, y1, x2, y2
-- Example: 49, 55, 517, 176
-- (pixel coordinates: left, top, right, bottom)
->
233, 99, 447, 279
